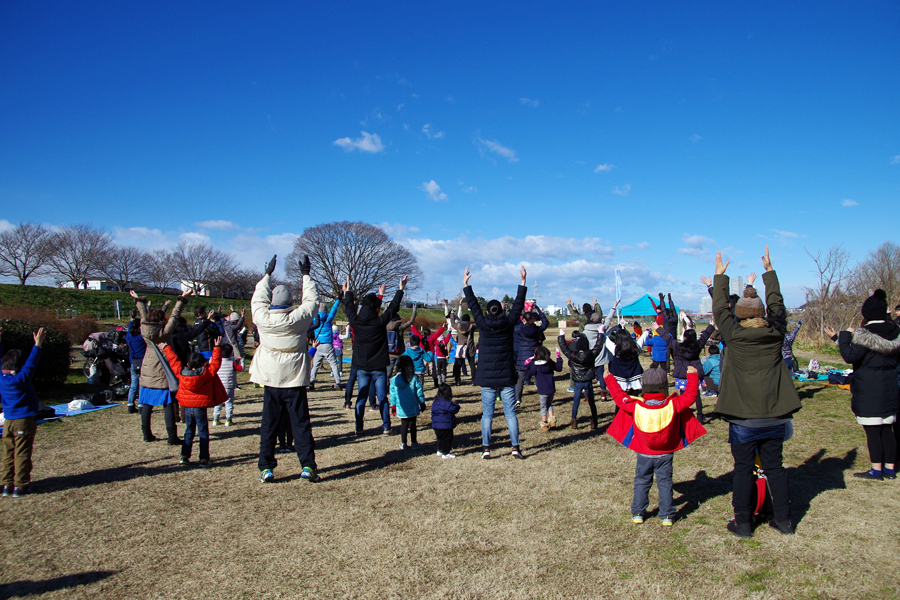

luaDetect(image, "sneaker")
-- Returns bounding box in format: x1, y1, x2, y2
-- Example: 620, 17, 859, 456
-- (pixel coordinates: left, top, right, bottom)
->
198, 459, 211, 468
300, 466, 320, 482
442, 453, 456, 459
344, 405, 352, 410
481, 449, 491, 460
660, 516, 675, 527
548, 414, 557, 428
12, 487, 28, 498
354, 429, 364, 437
1, 486, 10, 497
368, 406, 377, 412
514, 399, 521, 410
884, 469, 897, 480
411, 442, 422, 450
567, 388, 574, 393
511, 449, 525, 460
853, 469, 885, 481
167, 438, 182, 446
436, 451, 444, 457
225, 420, 233, 427
143, 434, 157, 443
259, 469, 274, 483
382, 428, 391, 436
632, 514, 644, 524
212, 420, 220, 426
179, 456, 190, 466
399, 443, 408, 450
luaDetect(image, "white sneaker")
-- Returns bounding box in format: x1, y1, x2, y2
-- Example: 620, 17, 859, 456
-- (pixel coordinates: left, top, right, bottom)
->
442, 453, 456, 459
399, 443, 407, 450
436, 451, 443, 457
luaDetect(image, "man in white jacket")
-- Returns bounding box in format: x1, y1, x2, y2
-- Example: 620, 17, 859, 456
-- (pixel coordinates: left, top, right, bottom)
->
250, 254, 320, 483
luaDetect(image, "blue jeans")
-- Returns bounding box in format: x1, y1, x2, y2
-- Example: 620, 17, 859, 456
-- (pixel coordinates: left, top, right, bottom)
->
345, 366, 378, 408
128, 363, 141, 407
480, 386, 519, 448
572, 380, 597, 420
183, 407, 210, 461
355, 369, 389, 432
631, 453, 674, 518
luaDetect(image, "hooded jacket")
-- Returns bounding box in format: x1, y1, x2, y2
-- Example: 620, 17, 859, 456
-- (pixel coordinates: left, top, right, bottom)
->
135, 295, 189, 389
248, 273, 318, 388
313, 300, 341, 344
605, 371, 707, 455
389, 372, 426, 418
558, 335, 603, 382
522, 356, 563, 395
344, 289, 404, 371
656, 324, 716, 379
163, 345, 228, 408
402, 345, 433, 373
581, 307, 615, 367
431, 395, 461, 429
462, 284, 527, 388
449, 311, 477, 355
838, 322, 900, 418
712, 271, 802, 419
0, 344, 42, 420
223, 315, 245, 349
514, 310, 549, 370
386, 305, 417, 356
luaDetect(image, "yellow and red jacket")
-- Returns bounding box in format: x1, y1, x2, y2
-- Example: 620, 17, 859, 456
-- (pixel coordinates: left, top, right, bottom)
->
163, 346, 228, 408
605, 372, 707, 455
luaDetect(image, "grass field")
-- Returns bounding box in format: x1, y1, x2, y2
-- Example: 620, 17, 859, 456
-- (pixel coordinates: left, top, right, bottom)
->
0, 346, 898, 600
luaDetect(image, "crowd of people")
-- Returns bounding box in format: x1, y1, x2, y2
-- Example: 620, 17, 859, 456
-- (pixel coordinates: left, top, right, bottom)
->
2, 245, 898, 540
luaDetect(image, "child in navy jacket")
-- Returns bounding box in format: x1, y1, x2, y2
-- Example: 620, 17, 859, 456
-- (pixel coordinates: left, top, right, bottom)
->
523, 345, 563, 431
431, 383, 460, 459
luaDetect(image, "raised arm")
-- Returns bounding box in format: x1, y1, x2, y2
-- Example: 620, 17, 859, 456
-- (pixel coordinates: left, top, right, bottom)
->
401, 303, 418, 330
711, 251, 735, 343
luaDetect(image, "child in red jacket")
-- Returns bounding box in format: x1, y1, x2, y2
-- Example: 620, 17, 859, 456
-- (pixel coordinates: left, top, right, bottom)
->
161, 338, 227, 467
605, 365, 707, 526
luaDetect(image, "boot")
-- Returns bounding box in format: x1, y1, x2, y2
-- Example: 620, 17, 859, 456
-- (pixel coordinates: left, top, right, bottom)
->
768, 514, 794, 535
570, 418, 579, 429
590, 416, 598, 430
128, 405, 139, 414
727, 513, 753, 538
548, 413, 557, 428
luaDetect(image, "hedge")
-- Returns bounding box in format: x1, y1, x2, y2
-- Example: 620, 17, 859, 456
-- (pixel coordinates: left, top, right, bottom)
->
0, 319, 72, 385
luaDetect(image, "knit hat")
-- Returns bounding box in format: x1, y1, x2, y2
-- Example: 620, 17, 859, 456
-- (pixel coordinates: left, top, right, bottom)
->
861, 289, 889, 322
229, 311, 239, 321
735, 287, 765, 319
271, 285, 293, 307
641, 366, 668, 395
589, 311, 602, 324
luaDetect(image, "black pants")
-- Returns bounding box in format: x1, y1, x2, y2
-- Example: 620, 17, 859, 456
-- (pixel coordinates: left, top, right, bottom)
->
704, 376, 719, 393
278, 403, 294, 449
514, 369, 527, 404
730, 437, 790, 519
435, 428, 453, 454
259, 387, 316, 471
400, 417, 418, 445
141, 401, 177, 441
863, 424, 896, 464
452, 355, 476, 385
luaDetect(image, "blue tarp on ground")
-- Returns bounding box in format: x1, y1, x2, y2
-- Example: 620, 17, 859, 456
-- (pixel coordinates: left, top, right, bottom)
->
619, 295, 679, 317
0, 403, 120, 434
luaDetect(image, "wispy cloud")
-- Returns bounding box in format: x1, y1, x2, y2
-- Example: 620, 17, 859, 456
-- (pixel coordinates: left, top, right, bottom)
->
891, 155, 900, 164
689, 133, 703, 142
0, 219, 14, 233
520, 98, 540, 108
422, 123, 445, 139
421, 180, 448, 202
842, 199, 858, 207
594, 163, 614, 173
195, 220, 237, 230
333, 131, 385, 153
612, 184, 631, 196
476, 137, 519, 162
677, 234, 715, 259
462, 186, 477, 193
636, 242, 650, 250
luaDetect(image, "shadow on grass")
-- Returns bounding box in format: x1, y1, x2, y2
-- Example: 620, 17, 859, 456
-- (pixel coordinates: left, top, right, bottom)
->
787, 447, 857, 525
0, 570, 116, 599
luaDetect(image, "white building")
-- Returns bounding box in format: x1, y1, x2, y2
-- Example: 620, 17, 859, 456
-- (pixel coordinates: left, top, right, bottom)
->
699, 297, 712, 313
543, 304, 564, 316
730, 276, 745, 296
60, 278, 119, 291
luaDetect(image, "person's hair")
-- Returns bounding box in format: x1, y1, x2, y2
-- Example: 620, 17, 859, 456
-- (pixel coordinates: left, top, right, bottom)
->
2, 349, 23, 371
409, 334, 421, 346
523, 312, 535, 324
176, 316, 187, 328
220, 344, 233, 358
614, 329, 640, 361
210, 311, 221, 322
194, 305, 207, 318
187, 352, 207, 370
571, 330, 582, 340
148, 309, 167, 323
680, 329, 701, 358
534, 345, 550, 361
422, 327, 432, 338
396, 355, 415, 382
436, 382, 453, 401
708, 345, 719, 355
129, 319, 141, 336
461, 314, 470, 322
362, 293, 380, 308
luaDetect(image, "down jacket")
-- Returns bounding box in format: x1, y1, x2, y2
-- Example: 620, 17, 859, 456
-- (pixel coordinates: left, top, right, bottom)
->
463, 284, 526, 388
135, 295, 189, 389
163, 346, 227, 408
514, 310, 549, 370
656, 324, 715, 379
249, 274, 318, 388
431, 396, 461, 430
344, 289, 404, 371
389, 372, 426, 418
558, 335, 603, 382
837, 323, 900, 418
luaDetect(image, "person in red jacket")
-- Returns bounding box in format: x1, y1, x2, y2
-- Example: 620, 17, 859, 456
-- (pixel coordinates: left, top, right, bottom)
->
605, 365, 707, 526
161, 338, 227, 467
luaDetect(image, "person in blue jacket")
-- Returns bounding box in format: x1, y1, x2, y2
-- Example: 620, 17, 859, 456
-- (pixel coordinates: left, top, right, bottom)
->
125, 316, 147, 414
646, 328, 670, 372
514, 306, 549, 409
309, 299, 342, 390
0, 326, 46, 497
431, 383, 461, 458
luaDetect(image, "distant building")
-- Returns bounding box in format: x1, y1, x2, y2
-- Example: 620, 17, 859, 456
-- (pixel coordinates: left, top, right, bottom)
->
60, 278, 119, 291
543, 304, 564, 316
699, 297, 712, 313
730, 276, 745, 296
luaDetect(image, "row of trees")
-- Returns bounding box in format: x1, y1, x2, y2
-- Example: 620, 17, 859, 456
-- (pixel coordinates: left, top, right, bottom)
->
0, 221, 423, 301
802, 241, 900, 343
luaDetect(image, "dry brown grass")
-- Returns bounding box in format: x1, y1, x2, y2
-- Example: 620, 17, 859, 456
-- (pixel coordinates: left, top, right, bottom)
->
1, 352, 899, 600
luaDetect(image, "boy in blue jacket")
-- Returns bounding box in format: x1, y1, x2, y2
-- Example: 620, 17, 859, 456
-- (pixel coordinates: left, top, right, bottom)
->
402, 335, 433, 389
0, 327, 46, 497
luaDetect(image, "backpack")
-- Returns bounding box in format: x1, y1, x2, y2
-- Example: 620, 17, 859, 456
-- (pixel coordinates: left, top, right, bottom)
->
387, 330, 399, 354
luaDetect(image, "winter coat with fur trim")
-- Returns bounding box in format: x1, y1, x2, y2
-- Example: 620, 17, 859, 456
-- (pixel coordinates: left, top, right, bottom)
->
838, 322, 900, 418
135, 294, 189, 390
163, 346, 227, 408
605, 371, 707, 455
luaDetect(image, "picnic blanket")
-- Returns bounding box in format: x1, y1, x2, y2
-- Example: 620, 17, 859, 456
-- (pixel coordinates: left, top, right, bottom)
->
0, 403, 120, 434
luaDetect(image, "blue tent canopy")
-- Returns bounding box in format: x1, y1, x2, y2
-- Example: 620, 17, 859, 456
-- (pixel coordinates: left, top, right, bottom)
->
619, 294, 679, 317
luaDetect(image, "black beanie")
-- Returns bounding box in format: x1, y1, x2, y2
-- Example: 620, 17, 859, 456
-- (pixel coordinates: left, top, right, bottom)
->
861, 289, 889, 322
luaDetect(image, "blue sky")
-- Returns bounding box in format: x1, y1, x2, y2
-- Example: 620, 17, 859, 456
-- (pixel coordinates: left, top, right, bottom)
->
1, 1, 898, 309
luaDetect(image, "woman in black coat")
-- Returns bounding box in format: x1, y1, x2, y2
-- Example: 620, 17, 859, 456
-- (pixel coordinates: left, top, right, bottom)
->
828, 289, 900, 481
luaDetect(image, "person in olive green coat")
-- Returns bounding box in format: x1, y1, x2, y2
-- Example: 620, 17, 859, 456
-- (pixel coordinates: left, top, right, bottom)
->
712, 246, 801, 539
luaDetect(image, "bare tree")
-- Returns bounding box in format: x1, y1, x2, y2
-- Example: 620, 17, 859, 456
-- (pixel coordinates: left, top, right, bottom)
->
803, 245, 852, 342
142, 250, 177, 294
96, 245, 149, 292
285, 221, 422, 300
47, 224, 114, 288
847, 241, 900, 306
225, 267, 260, 300
170, 241, 238, 295
0, 222, 54, 285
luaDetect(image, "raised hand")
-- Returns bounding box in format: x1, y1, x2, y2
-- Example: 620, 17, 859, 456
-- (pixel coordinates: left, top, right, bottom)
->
300, 254, 311, 276
761, 245, 773, 272
687, 366, 698, 374
265, 255, 277, 276
183, 289, 194, 297
214, 336, 223, 347
747, 272, 758, 286
566, 297, 571, 306
377, 283, 386, 296
700, 275, 711, 287
824, 326, 837, 338
399, 275, 409, 290
207, 310, 216, 321
129, 290, 139, 298
614, 298, 621, 308
33, 327, 46, 347
715, 251, 730, 275
463, 267, 471, 287
341, 275, 350, 295
519, 266, 527, 286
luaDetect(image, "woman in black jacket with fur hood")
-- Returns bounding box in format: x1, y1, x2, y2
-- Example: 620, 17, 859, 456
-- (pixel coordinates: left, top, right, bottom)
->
828, 289, 900, 481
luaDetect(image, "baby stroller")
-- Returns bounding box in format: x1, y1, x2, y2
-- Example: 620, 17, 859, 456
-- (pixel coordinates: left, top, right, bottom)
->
82, 330, 131, 396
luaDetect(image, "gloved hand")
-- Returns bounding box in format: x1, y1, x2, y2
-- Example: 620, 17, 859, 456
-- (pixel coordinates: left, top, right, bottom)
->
300, 255, 311, 276
798, 320, 802, 325
390, 406, 397, 417
420, 402, 427, 411
265, 255, 277, 276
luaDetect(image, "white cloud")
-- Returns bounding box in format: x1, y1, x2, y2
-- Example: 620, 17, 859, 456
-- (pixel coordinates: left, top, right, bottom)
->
195, 220, 237, 230
421, 180, 448, 202
619, 245, 633, 252
422, 123, 445, 139
113, 226, 173, 250
462, 186, 477, 193
0, 219, 14, 233
689, 134, 703, 142
180, 232, 212, 245
594, 164, 614, 173
842, 199, 858, 207
891, 155, 900, 164
612, 184, 631, 196
677, 233, 715, 258
476, 137, 519, 162
636, 242, 650, 250
520, 98, 540, 108
333, 131, 385, 153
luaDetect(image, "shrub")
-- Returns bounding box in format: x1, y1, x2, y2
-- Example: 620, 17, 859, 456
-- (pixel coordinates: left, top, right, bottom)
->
0, 319, 71, 385
0, 307, 99, 345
